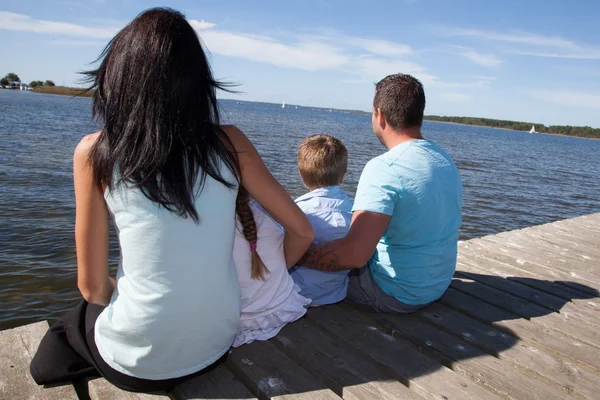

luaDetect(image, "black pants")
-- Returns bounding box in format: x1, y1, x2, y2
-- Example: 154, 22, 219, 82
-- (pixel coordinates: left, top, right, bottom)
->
30, 300, 223, 393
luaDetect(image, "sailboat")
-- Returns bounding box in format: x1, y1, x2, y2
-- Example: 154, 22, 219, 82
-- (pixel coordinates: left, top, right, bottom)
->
529, 125, 536, 134
282, 101, 285, 109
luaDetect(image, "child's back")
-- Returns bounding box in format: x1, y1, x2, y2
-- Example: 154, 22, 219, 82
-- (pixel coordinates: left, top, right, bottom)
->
232, 199, 310, 347
289, 186, 353, 305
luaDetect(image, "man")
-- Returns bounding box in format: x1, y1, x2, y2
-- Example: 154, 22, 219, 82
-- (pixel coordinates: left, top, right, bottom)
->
299, 74, 463, 313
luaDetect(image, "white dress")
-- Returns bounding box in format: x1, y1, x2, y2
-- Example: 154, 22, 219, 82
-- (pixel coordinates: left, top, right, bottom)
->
232, 200, 311, 347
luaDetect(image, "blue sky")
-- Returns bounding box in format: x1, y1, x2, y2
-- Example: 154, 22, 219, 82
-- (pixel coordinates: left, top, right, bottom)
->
1, 0, 600, 127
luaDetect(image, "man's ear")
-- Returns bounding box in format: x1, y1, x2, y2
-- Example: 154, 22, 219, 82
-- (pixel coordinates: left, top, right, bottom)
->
339, 172, 346, 184
377, 108, 387, 130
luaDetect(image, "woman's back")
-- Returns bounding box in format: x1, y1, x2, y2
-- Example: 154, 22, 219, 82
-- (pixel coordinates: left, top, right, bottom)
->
30, 8, 313, 394
96, 165, 241, 379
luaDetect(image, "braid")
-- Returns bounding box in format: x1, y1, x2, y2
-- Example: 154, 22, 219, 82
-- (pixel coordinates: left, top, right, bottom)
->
235, 186, 269, 280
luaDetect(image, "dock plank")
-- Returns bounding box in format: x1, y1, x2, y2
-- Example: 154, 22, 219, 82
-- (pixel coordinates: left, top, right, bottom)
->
477, 235, 598, 275
455, 262, 600, 325
489, 230, 598, 264
360, 305, 579, 400
554, 217, 600, 234
524, 222, 600, 252
273, 317, 422, 400
0, 321, 77, 400
466, 239, 600, 289
455, 265, 566, 311
456, 250, 593, 302
517, 227, 600, 259
307, 305, 500, 400
440, 288, 600, 374
418, 302, 600, 399
459, 240, 599, 295
226, 340, 341, 400
450, 277, 600, 347
171, 364, 257, 400
88, 378, 169, 399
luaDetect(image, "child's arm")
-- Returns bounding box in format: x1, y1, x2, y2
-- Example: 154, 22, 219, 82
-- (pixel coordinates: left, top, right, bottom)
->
223, 126, 315, 267
298, 210, 391, 271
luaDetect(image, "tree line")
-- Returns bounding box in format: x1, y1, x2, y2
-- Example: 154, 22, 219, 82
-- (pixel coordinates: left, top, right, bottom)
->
1, 72, 55, 88
425, 115, 600, 139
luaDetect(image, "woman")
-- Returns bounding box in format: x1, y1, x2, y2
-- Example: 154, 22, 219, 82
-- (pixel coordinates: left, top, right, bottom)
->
30, 7, 313, 393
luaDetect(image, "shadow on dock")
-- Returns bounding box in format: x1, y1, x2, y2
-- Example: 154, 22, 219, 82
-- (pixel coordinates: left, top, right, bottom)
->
207, 272, 600, 400
24, 272, 600, 400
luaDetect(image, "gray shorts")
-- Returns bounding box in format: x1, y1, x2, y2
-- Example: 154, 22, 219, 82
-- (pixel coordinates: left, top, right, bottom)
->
347, 266, 429, 313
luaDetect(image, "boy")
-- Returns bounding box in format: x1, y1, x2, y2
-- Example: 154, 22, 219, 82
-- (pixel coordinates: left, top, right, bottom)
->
289, 135, 353, 305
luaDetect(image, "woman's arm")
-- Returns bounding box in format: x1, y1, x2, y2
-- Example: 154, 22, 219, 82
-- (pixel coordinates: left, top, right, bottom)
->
74, 132, 116, 306
222, 126, 314, 267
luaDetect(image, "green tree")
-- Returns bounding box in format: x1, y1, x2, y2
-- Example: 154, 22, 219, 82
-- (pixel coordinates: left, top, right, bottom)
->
44, 80, 55, 87
4, 73, 20, 82
0, 77, 8, 87
30, 81, 40, 88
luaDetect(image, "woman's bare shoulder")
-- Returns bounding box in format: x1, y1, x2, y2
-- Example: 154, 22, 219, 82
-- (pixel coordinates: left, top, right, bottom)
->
75, 131, 101, 156
220, 124, 244, 141
74, 131, 102, 166
220, 125, 253, 154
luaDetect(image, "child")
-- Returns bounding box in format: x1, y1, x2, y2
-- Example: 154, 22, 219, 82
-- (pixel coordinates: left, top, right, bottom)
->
232, 187, 311, 347
289, 135, 353, 305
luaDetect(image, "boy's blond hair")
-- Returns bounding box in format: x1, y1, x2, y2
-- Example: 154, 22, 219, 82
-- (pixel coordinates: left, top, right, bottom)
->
298, 134, 348, 189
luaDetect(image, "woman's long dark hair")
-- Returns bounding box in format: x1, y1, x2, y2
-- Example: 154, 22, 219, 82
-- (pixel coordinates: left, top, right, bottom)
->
84, 7, 239, 222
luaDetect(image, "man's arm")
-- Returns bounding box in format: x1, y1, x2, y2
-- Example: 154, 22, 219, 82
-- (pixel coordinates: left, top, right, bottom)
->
297, 210, 391, 272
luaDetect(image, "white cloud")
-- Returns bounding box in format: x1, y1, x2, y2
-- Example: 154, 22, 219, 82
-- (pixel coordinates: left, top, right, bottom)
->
442, 27, 600, 60
189, 20, 216, 30
346, 38, 413, 57
0, 11, 117, 38
445, 28, 575, 49
191, 20, 435, 82
0, 11, 469, 90
197, 28, 349, 71
474, 76, 496, 89
342, 56, 427, 80
532, 90, 600, 111
193, 25, 459, 88
460, 50, 503, 67
190, 22, 474, 89
49, 39, 108, 46
439, 92, 472, 102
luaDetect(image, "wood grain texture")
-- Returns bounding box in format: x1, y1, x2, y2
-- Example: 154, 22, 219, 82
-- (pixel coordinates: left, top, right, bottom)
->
0, 321, 77, 400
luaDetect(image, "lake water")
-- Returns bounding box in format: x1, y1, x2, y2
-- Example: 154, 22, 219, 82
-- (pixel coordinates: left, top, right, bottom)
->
1, 89, 599, 329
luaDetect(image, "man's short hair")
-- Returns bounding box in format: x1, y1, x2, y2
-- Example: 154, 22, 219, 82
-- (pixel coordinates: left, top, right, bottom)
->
373, 74, 426, 130
298, 134, 348, 189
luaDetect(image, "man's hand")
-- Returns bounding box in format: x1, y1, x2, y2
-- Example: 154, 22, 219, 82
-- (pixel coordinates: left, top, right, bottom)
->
298, 210, 391, 272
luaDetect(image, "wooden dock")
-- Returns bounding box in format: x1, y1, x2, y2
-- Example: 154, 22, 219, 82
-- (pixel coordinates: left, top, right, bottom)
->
2, 213, 599, 400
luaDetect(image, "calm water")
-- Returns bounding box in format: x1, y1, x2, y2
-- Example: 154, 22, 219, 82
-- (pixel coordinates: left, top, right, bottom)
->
1, 89, 599, 329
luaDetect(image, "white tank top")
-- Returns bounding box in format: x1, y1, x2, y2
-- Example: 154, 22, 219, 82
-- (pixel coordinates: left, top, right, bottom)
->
95, 165, 241, 380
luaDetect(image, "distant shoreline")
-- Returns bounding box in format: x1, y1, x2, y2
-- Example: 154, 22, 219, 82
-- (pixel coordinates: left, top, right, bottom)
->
0, 85, 93, 97
32, 86, 93, 97
425, 119, 600, 140
7, 90, 598, 139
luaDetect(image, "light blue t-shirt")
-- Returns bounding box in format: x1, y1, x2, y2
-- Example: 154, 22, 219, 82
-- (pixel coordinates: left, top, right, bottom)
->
353, 139, 462, 305
289, 186, 353, 305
